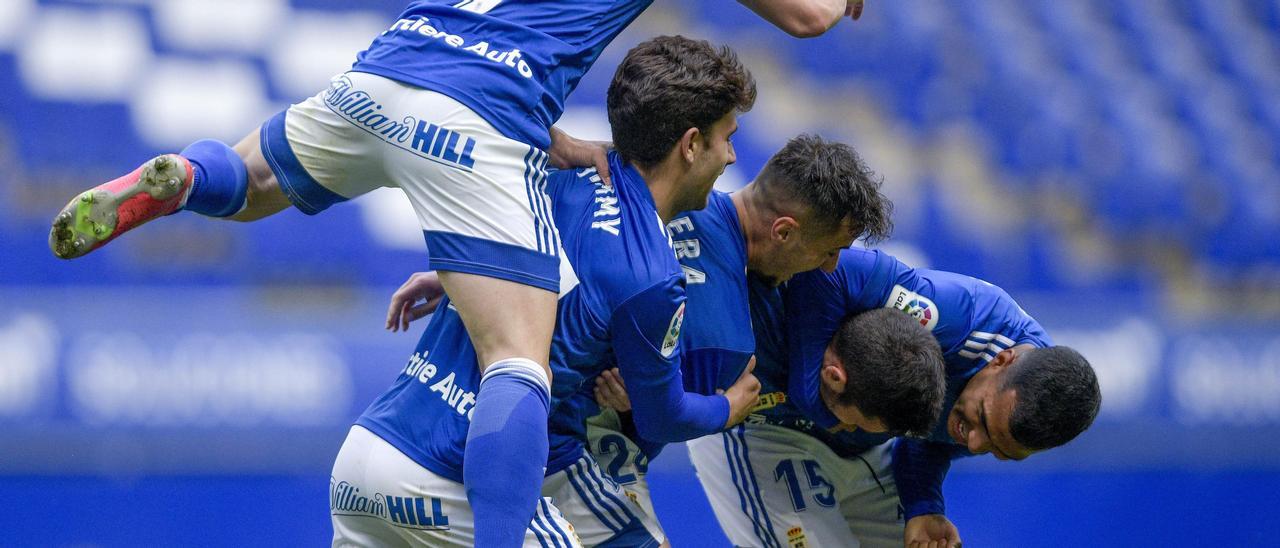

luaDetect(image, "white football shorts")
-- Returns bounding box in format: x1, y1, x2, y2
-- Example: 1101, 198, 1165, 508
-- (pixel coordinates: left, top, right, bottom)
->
584, 409, 665, 544
542, 451, 663, 547
687, 423, 903, 548
261, 71, 561, 291
542, 409, 667, 546
330, 425, 581, 547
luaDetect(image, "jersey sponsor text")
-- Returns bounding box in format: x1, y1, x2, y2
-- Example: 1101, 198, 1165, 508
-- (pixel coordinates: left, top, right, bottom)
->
403, 351, 478, 420
384, 17, 535, 79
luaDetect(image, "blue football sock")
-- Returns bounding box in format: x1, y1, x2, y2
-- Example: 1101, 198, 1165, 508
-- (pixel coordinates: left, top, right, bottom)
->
180, 139, 248, 217
464, 358, 551, 547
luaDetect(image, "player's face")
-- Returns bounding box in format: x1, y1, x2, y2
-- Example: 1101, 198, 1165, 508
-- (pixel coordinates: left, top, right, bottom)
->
829, 401, 889, 433
680, 113, 738, 212
703, 112, 739, 177
771, 216, 858, 283
947, 367, 1035, 461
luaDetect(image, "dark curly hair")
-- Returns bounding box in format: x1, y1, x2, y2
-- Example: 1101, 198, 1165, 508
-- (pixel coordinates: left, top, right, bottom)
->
607, 35, 757, 168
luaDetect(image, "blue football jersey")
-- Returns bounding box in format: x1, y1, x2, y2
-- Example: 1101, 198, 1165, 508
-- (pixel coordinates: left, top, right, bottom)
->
352, 0, 654, 149
357, 151, 728, 482
783, 248, 1052, 437
669, 192, 790, 419
547, 191, 759, 464
568, 197, 1052, 516
667, 191, 757, 395
781, 247, 1052, 518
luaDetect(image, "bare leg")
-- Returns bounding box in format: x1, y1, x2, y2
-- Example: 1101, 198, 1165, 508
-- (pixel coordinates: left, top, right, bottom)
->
445, 270, 558, 546
436, 270, 556, 376
227, 127, 291, 222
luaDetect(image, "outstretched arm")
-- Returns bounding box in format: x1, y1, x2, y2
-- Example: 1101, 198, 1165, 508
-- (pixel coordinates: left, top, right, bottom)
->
736, 0, 863, 38
784, 248, 890, 429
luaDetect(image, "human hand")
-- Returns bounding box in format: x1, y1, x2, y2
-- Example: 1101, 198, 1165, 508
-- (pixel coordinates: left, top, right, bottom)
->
548, 126, 612, 186
720, 356, 761, 428
904, 513, 962, 548
594, 368, 632, 412
846, 0, 864, 21
385, 271, 445, 332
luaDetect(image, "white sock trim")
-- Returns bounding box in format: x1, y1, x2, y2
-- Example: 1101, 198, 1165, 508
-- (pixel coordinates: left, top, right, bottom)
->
480, 357, 550, 392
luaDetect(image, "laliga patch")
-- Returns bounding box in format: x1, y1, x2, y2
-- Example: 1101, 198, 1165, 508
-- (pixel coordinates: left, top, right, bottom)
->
885, 284, 940, 330
660, 302, 685, 358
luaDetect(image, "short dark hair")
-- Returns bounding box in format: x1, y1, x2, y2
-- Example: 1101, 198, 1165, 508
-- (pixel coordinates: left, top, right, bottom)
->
607, 35, 757, 168
757, 134, 893, 243
832, 308, 946, 436
1002, 345, 1101, 450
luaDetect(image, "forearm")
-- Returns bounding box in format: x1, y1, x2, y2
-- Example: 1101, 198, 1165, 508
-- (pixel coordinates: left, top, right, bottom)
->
617, 410, 670, 461
628, 381, 729, 443
737, 0, 847, 38
611, 280, 732, 443
893, 439, 967, 519
784, 270, 847, 429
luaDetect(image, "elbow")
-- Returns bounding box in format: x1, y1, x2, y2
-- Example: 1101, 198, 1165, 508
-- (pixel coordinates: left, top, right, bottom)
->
634, 420, 683, 444
781, 4, 842, 38
783, 19, 829, 39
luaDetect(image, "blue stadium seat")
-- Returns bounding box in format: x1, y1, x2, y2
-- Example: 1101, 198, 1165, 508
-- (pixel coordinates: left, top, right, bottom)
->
1, 0, 1275, 293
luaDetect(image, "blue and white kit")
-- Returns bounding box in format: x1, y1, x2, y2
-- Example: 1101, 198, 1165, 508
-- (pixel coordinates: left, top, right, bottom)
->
691, 246, 1052, 547
260, 0, 653, 291
563, 191, 757, 450
583, 191, 1051, 547
563, 190, 758, 541
332, 152, 728, 547
782, 247, 1051, 519
575, 190, 756, 537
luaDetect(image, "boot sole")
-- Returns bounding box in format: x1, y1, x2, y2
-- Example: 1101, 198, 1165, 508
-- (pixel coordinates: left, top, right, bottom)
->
49, 155, 189, 259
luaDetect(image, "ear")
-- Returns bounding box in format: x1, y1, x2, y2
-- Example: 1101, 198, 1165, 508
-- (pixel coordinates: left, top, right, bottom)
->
821, 352, 846, 392
679, 126, 702, 164
770, 216, 800, 243
822, 363, 846, 387
989, 346, 1021, 369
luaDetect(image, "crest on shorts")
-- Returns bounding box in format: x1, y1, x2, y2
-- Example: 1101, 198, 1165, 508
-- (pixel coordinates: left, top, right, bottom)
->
787, 526, 808, 548
660, 302, 685, 358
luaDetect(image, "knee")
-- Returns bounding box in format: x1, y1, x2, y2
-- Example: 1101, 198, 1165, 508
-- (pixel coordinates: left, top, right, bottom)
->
227, 157, 288, 221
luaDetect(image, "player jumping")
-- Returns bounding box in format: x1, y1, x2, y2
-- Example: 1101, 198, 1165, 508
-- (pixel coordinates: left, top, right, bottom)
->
335, 35, 759, 547
48, 2, 870, 545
